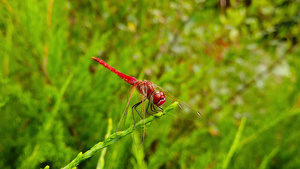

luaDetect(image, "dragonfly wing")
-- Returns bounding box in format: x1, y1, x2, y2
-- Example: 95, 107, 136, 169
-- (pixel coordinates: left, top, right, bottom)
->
115, 84, 149, 149
133, 83, 148, 149
116, 86, 136, 134
153, 84, 202, 117
117, 84, 148, 149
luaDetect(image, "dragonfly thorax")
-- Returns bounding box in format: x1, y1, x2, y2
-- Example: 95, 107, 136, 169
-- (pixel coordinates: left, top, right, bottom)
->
135, 80, 166, 106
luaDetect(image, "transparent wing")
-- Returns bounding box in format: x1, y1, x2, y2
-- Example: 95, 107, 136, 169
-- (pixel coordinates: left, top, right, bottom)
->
130, 84, 150, 149
116, 85, 136, 134
134, 85, 148, 149
153, 84, 202, 118
115, 84, 150, 148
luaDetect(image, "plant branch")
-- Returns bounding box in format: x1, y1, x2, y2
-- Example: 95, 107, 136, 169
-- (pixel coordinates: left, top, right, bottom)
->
60, 102, 179, 169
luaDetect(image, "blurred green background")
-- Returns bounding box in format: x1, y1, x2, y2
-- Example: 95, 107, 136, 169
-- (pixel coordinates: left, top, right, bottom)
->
1, 0, 300, 168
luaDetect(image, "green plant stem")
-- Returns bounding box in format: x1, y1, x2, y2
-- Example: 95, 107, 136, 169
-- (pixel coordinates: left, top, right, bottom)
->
97, 118, 113, 169
61, 102, 179, 169
258, 146, 279, 169
222, 117, 247, 169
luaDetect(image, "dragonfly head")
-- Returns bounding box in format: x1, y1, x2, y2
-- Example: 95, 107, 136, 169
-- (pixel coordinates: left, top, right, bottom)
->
152, 91, 166, 106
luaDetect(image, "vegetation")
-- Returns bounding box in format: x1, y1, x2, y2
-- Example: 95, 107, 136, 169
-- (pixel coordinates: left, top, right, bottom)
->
1, 0, 300, 168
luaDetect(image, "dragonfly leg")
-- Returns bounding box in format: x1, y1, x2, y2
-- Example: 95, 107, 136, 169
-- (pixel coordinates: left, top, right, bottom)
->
150, 102, 163, 113
132, 99, 147, 126
158, 105, 163, 111
145, 100, 156, 115
146, 99, 150, 113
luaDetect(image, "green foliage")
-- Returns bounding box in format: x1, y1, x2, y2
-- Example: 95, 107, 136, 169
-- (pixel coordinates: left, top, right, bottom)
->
1, 0, 300, 168
62, 102, 178, 169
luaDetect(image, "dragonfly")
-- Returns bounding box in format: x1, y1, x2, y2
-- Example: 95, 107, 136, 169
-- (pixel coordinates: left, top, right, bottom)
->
91, 57, 201, 142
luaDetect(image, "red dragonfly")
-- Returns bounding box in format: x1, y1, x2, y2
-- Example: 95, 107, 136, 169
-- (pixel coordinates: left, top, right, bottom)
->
91, 57, 201, 139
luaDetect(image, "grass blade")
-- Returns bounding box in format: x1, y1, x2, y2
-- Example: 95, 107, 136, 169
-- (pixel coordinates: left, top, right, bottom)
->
222, 117, 247, 169
258, 146, 280, 169
97, 118, 113, 169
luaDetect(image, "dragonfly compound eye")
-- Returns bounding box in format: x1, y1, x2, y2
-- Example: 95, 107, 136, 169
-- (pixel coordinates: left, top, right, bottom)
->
152, 91, 166, 106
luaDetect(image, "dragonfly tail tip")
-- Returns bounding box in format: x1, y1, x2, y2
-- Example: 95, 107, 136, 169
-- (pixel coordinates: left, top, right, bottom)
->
197, 111, 202, 117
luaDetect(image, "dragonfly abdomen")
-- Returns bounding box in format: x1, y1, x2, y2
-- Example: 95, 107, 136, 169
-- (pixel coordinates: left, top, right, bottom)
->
92, 57, 137, 85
